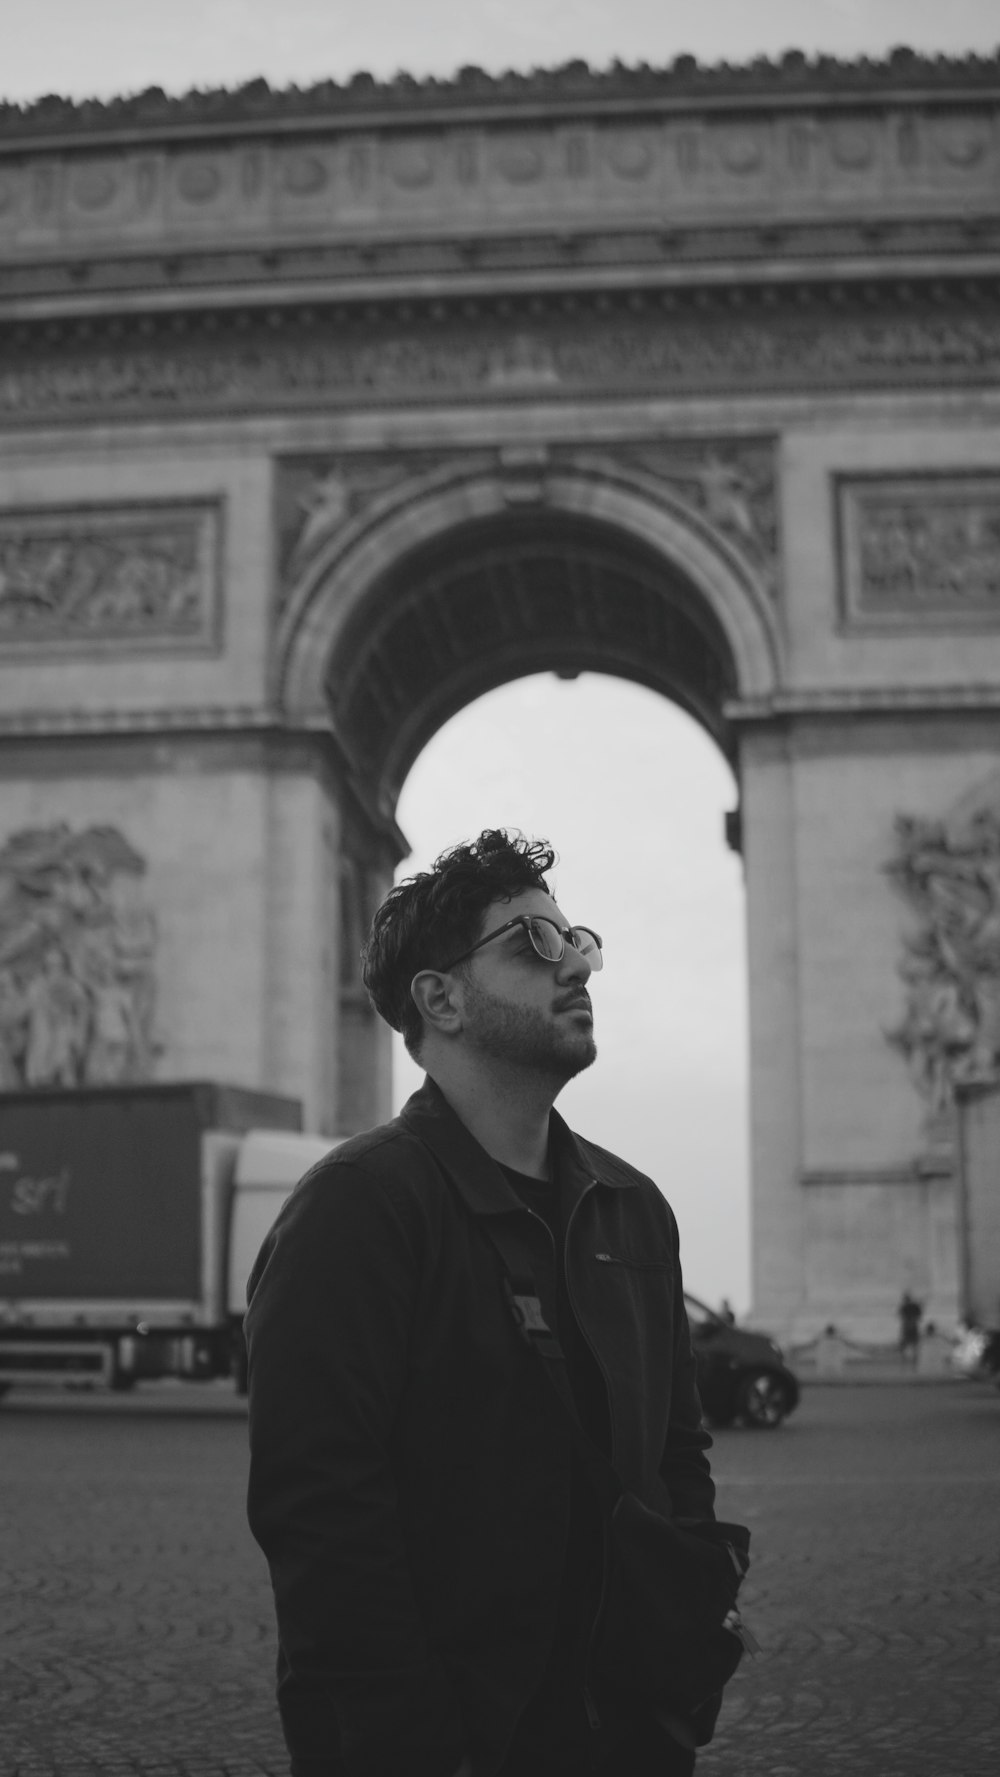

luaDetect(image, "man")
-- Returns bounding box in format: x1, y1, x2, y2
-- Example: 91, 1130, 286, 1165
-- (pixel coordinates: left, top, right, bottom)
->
246, 829, 723, 1777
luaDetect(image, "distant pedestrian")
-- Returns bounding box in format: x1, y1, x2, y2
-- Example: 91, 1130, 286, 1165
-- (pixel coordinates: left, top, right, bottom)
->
897, 1290, 923, 1361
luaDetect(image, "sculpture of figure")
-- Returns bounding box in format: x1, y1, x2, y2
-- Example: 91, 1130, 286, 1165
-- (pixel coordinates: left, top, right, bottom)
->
0, 966, 26, 1087
84, 960, 137, 1084
294, 468, 351, 560
887, 782, 1000, 1112
0, 822, 160, 1090
106, 870, 159, 1075
690, 452, 758, 547
24, 946, 90, 1086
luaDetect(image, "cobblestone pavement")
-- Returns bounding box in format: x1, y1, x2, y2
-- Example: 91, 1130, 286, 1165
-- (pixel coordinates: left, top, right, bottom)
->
1, 1378, 997, 1777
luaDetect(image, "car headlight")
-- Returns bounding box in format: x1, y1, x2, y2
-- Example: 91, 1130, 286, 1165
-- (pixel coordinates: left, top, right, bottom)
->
767, 1339, 784, 1361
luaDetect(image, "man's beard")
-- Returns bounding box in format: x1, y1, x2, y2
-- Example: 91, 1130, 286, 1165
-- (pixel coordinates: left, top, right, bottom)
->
462, 976, 597, 1087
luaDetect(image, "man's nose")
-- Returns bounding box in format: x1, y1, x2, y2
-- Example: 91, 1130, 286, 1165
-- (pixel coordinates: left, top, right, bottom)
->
557, 940, 592, 984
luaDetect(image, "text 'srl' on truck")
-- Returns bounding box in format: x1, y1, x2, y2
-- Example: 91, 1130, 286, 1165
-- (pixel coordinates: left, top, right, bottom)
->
0, 1081, 336, 1398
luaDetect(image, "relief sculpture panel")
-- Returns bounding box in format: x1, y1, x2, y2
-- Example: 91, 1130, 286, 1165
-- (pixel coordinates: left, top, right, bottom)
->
0, 823, 159, 1090
274, 449, 495, 621
0, 502, 221, 650
2, 306, 1000, 428
886, 773, 1000, 1122
837, 475, 1000, 629
610, 439, 780, 601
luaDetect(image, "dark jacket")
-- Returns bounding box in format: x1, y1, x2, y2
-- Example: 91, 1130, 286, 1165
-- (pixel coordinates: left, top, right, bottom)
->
245, 1078, 714, 1777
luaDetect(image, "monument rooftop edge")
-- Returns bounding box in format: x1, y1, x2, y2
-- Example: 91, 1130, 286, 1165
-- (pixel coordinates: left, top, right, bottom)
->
0, 52, 997, 320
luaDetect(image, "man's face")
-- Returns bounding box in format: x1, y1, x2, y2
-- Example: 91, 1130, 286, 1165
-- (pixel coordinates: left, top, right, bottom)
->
455, 887, 597, 1087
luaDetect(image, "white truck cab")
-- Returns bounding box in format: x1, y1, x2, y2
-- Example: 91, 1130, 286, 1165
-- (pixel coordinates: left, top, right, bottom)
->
227, 1129, 340, 1317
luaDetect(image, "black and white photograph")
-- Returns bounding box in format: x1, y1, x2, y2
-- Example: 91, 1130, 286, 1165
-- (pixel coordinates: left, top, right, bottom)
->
1, 3, 998, 1775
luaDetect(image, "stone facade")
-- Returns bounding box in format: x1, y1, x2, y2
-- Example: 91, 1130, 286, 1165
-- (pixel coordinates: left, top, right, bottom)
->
2, 53, 1000, 1338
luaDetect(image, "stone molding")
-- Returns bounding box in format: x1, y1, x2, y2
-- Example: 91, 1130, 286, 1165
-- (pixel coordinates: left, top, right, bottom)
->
0, 500, 221, 652
1, 99, 997, 272
799, 1166, 927, 1187
2, 290, 1000, 427
0, 705, 290, 737
836, 473, 1000, 631
730, 684, 1000, 717
2, 691, 998, 744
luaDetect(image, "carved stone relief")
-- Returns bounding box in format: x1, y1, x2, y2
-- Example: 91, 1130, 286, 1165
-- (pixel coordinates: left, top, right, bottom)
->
838, 475, 1000, 627
275, 451, 493, 610
2, 307, 999, 425
0, 503, 220, 649
886, 774, 1000, 1120
609, 440, 779, 600
1, 98, 997, 254
0, 824, 159, 1090
275, 438, 779, 623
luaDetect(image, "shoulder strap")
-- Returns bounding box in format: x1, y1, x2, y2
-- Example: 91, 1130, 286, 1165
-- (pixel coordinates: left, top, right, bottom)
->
479, 1215, 624, 1518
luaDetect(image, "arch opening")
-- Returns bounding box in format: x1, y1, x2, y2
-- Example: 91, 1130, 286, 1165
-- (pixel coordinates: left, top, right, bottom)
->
323, 509, 742, 820
391, 671, 751, 1312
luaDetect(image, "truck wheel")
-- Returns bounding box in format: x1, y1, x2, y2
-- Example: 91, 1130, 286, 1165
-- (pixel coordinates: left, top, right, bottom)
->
738, 1370, 792, 1428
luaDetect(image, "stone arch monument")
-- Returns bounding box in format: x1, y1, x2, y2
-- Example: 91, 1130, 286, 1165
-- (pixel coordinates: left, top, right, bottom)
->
2, 53, 1000, 1339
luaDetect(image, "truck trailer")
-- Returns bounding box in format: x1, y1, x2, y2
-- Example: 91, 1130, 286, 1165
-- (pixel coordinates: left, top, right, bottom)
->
0, 1081, 334, 1396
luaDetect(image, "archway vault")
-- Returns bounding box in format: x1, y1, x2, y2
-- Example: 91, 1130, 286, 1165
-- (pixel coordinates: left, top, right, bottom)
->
278, 457, 782, 820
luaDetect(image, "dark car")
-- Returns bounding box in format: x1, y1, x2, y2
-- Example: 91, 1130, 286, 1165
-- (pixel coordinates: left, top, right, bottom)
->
685, 1293, 800, 1429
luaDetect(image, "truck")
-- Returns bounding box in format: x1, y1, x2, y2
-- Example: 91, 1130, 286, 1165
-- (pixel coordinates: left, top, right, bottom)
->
0, 1081, 335, 1397
953, 1080, 1000, 1387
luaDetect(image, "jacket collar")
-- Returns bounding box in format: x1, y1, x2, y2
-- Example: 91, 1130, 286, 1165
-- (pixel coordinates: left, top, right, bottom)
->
398, 1075, 636, 1219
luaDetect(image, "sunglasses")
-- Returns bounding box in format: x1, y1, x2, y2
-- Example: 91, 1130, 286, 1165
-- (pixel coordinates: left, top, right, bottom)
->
441, 914, 603, 973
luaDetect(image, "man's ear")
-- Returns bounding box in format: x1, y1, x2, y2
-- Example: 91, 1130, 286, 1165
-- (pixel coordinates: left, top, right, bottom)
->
409, 969, 463, 1039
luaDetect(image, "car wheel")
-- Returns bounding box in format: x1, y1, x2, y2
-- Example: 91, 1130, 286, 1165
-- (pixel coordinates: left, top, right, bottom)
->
738, 1370, 791, 1428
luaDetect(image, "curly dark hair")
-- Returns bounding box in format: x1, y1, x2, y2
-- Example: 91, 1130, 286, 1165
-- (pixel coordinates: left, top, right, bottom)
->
361, 829, 557, 1057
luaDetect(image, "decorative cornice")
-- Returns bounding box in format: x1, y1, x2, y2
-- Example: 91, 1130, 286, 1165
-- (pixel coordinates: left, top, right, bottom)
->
0, 704, 281, 736
799, 1166, 927, 1187
0, 710, 404, 850
3, 51, 1000, 147
1, 282, 999, 425
1, 73, 996, 310
727, 685, 1000, 723
2, 224, 998, 320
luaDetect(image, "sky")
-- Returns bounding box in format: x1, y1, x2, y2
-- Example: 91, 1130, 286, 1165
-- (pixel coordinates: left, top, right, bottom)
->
2, 2, 996, 1314
0, 0, 997, 104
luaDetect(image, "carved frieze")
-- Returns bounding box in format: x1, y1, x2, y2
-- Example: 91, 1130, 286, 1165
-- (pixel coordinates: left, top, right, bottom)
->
0, 95, 998, 260
838, 475, 1000, 628
0, 823, 159, 1090
275, 438, 780, 623
3, 304, 1000, 427
886, 775, 1000, 1118
0, 502, 220, 650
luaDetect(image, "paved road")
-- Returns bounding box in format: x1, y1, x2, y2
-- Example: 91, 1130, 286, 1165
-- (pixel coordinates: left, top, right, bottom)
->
1, 1379, 997, 1777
